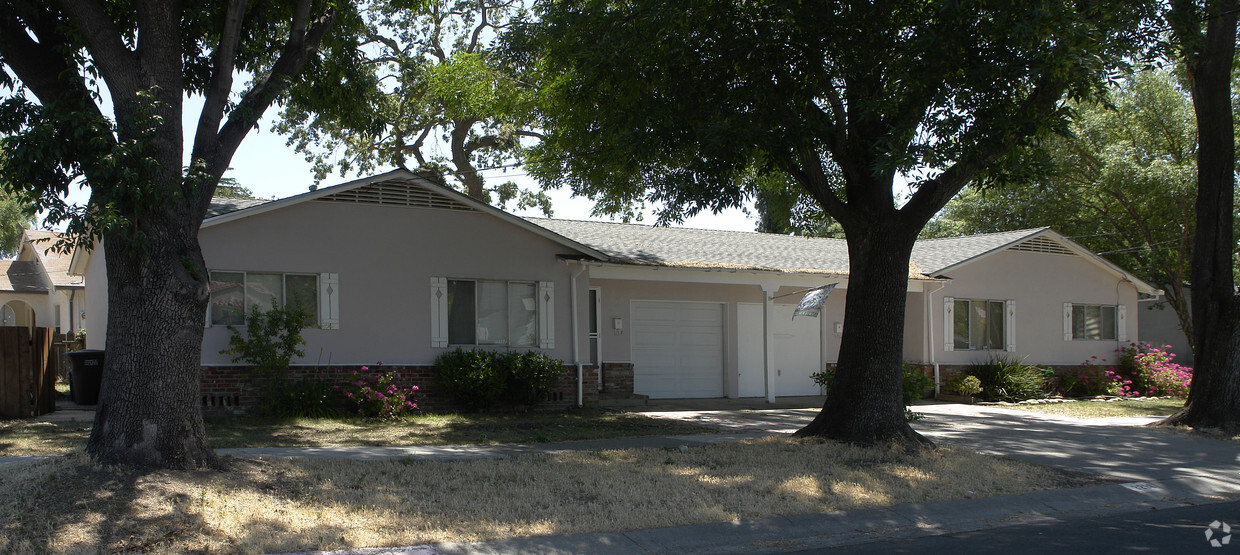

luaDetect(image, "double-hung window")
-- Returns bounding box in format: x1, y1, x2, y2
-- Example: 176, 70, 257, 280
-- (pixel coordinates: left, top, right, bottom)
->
1069, 304, 1118, 340
209, 271, 329, 327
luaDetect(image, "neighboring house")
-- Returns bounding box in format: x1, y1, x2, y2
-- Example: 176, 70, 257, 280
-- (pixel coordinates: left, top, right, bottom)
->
77, 169, 1160, 411
1, 229, 85, 334
1138, 286, 1194, 366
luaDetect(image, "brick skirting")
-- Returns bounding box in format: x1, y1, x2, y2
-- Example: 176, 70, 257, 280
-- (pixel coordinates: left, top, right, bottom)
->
200, 363, 599, 416
601, 362, 635, 395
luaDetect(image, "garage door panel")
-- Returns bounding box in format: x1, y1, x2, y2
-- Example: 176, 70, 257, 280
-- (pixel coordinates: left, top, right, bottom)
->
632, 301, 724, 398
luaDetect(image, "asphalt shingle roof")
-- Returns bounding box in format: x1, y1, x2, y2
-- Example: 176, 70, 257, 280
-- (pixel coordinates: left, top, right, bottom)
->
910, 227, 1047, 275
529, 218, 1049, 278
206, 196, 269, 218
22, 230, 82, 288
529, 218, 863, 275
0, 260, 47, 292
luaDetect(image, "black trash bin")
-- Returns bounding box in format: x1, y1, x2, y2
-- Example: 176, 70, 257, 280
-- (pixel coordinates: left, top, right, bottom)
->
67, 349, 106, 406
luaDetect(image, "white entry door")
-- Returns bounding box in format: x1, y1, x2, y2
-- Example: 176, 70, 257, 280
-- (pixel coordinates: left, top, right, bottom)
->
737, 303, 823, 397
631, 301, 725, 398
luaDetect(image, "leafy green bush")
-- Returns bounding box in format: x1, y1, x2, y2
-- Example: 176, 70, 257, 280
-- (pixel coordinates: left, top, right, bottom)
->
811, 365, 928, 407
966, 356, 1051, 402
498, 351, 563, 407
262, 379, 341, 419
902, 364, 933, 405
946, 373, 983, 396
810, 367, 835, 391
220, 302, 313, 415
434, 349, 506, 411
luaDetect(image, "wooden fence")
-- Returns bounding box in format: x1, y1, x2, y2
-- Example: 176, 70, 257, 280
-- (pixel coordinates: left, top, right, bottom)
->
0, 326, 57, 418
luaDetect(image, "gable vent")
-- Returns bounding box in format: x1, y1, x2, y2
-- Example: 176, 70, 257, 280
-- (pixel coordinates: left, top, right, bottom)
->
1008, 235, 1075, 255
316, 179, 477, 212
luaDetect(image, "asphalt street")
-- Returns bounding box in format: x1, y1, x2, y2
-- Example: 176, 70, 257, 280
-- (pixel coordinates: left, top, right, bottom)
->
812, 499, 1240, 554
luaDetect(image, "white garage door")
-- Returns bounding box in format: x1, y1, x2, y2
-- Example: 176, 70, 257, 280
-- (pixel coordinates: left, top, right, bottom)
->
631, 301, 725, 398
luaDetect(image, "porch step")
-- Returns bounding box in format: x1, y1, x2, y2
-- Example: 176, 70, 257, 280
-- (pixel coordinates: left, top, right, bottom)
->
598, 392, 649, 408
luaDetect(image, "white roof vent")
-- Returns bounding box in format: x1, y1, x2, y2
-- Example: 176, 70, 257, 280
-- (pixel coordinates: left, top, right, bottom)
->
1008, 235, 1075, 255
316, 179, 477, 212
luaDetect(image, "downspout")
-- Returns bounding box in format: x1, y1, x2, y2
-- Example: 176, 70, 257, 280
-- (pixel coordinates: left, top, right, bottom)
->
570, 264, 588, 407
924, 280, 949, 396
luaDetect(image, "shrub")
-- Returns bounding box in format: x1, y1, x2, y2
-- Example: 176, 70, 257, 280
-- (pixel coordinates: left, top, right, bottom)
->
810, 367, 835, 391
263, 379, 341, 419
946, 373, 983, 396
1117, 343, 1192, 397
967, 356, 1051, 402
498, 351, 563, 407
902, 364, 932, 405
810, 365, 928, 407
220, 302, 313, 415
434, 349, 506, 411
1058, 362, 1119, 397
336, 366, 419, 419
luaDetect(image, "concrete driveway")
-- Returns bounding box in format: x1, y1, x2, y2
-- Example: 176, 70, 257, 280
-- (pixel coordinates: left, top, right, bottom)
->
628, 397, 1240, 488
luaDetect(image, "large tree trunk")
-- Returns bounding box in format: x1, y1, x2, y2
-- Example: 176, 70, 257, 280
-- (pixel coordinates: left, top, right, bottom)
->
794, 218, 931, 446
85, 198, 217, 469
1160, 0, 1240, 432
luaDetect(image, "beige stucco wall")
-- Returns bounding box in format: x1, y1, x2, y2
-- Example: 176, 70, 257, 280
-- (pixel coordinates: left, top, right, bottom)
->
84, 244, 109, 349
931, 248, 1142, 367
197, 201, 588, 366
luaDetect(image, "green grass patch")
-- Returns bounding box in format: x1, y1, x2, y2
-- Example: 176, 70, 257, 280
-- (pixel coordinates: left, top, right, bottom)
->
1002, 397, 1184, 418
0, 410, 716, 456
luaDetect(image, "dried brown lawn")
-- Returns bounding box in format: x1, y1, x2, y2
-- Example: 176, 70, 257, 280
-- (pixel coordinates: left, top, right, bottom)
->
0, 437, 1104, 554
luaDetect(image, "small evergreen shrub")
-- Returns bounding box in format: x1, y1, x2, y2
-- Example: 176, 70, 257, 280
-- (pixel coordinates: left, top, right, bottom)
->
434, 349, 506, 411
498, 351, 563, 407
967, 356, 1050, 402
946, 373, 983, 396
810, 367, 835, 392
902, 364, 933, 405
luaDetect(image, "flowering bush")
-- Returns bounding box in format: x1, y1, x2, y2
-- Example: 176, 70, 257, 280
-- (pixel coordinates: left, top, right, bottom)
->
1060, 358, 1126, 397
1118, 343, 1192, 397
335, 365, 419, 419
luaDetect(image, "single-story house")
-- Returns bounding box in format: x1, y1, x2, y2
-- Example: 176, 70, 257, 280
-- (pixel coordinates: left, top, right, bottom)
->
1, 229, 84, 334
75, 169, 1160, 412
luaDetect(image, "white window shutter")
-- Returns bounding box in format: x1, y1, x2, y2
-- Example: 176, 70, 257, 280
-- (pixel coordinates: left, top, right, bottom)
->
319, 273, 340, 329
943, 296, 954, 352
1005, 300, 1016, 352
539, 281, 555, 349
1063, 302, 1073, 341
1117, 304, 1128, 342
430, 277, 448, 347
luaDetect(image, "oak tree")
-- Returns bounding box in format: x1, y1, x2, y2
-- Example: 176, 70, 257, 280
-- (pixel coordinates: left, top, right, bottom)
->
523, 0, 1154, 445
0, 0, 358, 468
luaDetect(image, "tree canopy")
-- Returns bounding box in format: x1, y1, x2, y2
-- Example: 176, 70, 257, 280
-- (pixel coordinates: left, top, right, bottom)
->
925, 69, 1203, 349
522, 0, 1156, 445
277, 0, 551, 213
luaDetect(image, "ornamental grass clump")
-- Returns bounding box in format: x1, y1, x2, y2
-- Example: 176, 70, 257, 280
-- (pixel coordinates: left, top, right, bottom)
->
336, 365, 419, 419
966, 356, 1051, 402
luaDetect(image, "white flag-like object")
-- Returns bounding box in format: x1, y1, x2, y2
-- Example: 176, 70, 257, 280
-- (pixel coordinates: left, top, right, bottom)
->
793, 283, 838, 319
